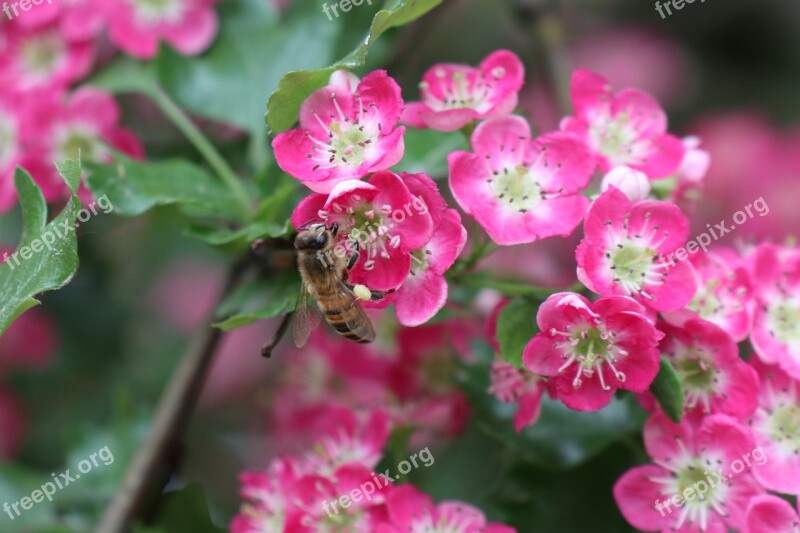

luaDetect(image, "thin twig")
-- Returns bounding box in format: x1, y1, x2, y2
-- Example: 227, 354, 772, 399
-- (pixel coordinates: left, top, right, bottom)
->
96, 257, 251, 533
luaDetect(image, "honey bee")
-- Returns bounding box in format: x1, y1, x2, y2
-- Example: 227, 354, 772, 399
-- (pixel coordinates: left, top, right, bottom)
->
292, 222, 384, 347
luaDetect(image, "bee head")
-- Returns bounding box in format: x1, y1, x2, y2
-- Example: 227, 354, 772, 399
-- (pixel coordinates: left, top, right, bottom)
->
295, 223, 331, 250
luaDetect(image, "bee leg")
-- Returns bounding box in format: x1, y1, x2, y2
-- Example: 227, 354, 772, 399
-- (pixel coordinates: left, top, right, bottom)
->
368, 288, 395, 301
330, 222, 339, 237
261, 312, 293, 358
347, 248, 360, 270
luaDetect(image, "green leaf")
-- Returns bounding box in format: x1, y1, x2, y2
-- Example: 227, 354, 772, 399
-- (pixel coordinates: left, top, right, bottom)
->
213, 274, 300, 330
146, 485, 224, 533
495, 297, 540, 368
650, 357, 685, 423
157, 0, 340, 138
84, 154, 241, 220
87, 58, 160, 98
0, 164, 81, 336
266, 0, 443, 134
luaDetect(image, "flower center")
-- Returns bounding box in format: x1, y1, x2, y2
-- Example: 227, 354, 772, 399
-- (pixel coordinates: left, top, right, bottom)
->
768, 404, 800, 453
56, 126, 103, 162
589, 110, 651, 167
422, 68, 497, 112
550, 321, 628, 390
20, 33, 64, 78
768, 295, 800, 346
306, 93, 380, 172
671, 350, 717, 412
131, 0, 184, 23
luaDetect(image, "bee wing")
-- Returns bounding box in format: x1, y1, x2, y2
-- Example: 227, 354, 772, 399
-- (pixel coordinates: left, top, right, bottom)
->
335, 278, 376, 343
292, 280, 323, 348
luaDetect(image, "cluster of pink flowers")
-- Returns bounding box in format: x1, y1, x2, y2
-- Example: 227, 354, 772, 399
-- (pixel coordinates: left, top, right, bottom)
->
0, 0, 221, 211
232, 407, 513, 532
244, 48, 800, 532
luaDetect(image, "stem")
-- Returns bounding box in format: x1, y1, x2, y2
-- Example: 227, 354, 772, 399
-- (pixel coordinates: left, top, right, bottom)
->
456, 274, 582, 297
96, 258, 251, 533
151, 89, 253, 219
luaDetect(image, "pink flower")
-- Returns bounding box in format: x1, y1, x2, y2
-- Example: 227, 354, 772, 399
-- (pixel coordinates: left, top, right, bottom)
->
614, 412, 763, 533
745, 495, 800, 533
402, 50, 524, 132
20, 87, 144, 205
749, 243, 800, 380
0, 306, 58, 371
0, 24, 95, 95
745, 358, 800, 495
377, 484, 516, 533
669, 136, 710, 214
523, 292, 663, 411
274, 70, 405, 194
576, 187, 697, 312
560, 68, 685, 178
600, 165, 651, 202
14, 0, 106, 41
488, 360, 546, 432
655, 319, 758, 418
101, 0, 219, 59
662, 248, 753, 342
448, 115, 594, 245
290, 171, 434, 291
389, 173, 467, 326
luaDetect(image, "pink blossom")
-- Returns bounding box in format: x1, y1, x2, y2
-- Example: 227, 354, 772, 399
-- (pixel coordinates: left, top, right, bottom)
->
0, 24, 95, 95
600, 165, 651, 202
290, 171, 434, 291
274, 70, 406, 194
669, 136, 710, 214
745, 358, 800, 495
448, 115, 594, 245
376, 484, 516, 533
523, 292, 663, 411
402, 50, 524, 132
0, 97, 23, 213
14, 0, 106, 41
614, 412, 763, 533
576, 187, 697, 312
662, 248, 753, 342
654, 319, 758, 418
749, 243, 800, 380
19, 87, 144, 205
101, 0, 219, 59
560, 69, 685, 178
488, 360, 546, 432
745, 495, 800, 533
389, 173, 467, 326
0, 307, 58, 371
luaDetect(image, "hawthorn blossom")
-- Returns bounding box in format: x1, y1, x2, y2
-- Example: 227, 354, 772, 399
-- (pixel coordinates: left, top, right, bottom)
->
655, 319, 758, 418
749, 243, 800, 380
13, 0, 106, 41
560, 68, 685, 178
523, 292, 662, 411
614, 413, 764, 533
448, 115, 594, 245
274, 70, 406, 194
376, 484, 516, 533
746, 495, 800, 533
0, 24, 95, 94
669, 136, 710, 214
576, 187, 697, 312
488, 360, 546, 432
746, 358, 800, 494
0, 98, 23, 212
662, 248, 753, 342
101, 0, 219, 58
19, 87, 144, 204
402, 50, 524, 132
388, 172, 467, 326
290, 171, 434, 291
600, 166, 651, 202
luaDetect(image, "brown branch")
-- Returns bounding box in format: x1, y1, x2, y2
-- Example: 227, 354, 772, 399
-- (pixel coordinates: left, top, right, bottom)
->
96, 256, 251, 533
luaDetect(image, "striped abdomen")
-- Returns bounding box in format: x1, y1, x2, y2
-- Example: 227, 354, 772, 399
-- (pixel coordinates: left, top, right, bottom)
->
317, 291, 375, 343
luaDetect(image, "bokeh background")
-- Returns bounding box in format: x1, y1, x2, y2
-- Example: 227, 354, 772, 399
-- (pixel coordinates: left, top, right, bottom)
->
0, 0, 798, 531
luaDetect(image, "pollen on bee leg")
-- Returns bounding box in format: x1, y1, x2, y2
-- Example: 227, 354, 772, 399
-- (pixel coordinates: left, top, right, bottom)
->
353, 284, 372, 301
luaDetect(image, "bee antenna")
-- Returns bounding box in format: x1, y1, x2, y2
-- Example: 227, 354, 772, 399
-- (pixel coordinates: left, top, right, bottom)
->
295, 218, 322, 231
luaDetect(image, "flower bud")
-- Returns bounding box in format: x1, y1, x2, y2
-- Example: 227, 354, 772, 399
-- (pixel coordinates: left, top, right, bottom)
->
601, 166, 651, 202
